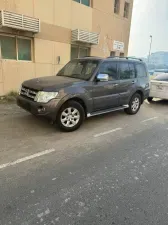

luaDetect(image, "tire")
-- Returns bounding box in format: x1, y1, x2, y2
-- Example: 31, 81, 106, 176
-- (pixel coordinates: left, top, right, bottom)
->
147, 97, 153, 102
56, 100, 85, 132
125, 93, 141, 115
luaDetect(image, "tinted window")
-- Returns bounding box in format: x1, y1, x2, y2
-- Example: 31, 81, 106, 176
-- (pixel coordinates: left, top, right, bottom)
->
119, 62, 132, 79
136, 64, 147, 77
99, 62, 118, 80
154, 74, 168, 81
129, 63, 136, 78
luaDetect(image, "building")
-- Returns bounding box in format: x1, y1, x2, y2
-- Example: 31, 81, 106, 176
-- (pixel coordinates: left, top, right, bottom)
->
0, 0, 133, 96
149, 52, 168, 66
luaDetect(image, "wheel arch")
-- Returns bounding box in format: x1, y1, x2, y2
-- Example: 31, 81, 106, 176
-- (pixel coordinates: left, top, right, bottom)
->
59, 97, 88, 117
135, 90, 144, 104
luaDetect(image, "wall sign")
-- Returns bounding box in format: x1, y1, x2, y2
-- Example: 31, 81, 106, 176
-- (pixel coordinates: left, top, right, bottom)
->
113, 40, 124, 51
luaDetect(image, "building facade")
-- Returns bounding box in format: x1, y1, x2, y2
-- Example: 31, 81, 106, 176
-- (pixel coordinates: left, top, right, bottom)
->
0, 0, 133, 96
150, 52, 168, 66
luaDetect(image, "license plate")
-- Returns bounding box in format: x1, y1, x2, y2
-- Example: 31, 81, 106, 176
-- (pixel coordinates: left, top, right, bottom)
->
157, 85, 163, 90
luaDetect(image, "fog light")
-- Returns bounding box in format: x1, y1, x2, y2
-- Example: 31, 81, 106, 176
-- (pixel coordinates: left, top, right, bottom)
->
38, 106, 46, 113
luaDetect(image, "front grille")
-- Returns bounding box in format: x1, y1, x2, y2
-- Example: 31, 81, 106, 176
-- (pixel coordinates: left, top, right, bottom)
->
20, 86, 38, 101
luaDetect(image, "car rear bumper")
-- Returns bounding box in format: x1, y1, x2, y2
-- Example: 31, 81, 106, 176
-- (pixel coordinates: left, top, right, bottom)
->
17, 95, 61, 121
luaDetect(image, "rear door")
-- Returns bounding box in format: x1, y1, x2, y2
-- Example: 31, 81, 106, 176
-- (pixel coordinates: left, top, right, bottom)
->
118, 61, 137, 105
92, 61, 120, 111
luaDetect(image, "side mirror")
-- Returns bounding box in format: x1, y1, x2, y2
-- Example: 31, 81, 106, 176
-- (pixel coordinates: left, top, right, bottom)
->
97, 74, 109, 82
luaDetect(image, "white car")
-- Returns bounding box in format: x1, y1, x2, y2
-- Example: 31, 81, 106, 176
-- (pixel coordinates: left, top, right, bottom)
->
148, 74, 168, 102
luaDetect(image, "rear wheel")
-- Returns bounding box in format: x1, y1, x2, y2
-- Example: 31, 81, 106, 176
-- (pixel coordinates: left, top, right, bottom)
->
148, 97, 153, 102
57, 100, 85, 132
125, 93, 141, 115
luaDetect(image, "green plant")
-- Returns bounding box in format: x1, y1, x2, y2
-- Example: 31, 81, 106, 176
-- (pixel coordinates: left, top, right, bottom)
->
0, 91, 18, 103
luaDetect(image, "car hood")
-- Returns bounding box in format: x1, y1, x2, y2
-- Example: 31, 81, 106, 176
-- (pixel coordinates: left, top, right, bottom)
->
22, 76, 83, 91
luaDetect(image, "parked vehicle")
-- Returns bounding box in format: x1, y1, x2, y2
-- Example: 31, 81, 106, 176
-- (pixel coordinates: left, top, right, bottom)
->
17, 57, 150, 132
148, 74, 168, 102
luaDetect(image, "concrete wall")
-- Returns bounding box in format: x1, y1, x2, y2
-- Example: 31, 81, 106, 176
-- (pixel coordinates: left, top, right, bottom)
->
0, 0, 133, 95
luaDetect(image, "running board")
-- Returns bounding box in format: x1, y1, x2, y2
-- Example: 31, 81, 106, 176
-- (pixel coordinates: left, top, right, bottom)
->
87, 105, 129, 118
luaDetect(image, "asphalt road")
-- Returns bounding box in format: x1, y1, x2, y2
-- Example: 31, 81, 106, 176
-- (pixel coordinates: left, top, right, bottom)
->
0, 100, 168, 225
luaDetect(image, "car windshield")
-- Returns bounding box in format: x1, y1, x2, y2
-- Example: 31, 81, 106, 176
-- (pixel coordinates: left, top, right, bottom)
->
57, 59, 99, 80
154, 74, 168, 81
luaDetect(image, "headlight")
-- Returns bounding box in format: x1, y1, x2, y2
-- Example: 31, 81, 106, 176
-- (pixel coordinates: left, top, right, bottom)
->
34, 91, 59, 103
18, 85, 22, 95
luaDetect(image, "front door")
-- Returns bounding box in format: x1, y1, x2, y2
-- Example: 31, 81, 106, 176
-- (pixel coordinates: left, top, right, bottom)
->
118, 62, 137, 105
92, 61, 120, 111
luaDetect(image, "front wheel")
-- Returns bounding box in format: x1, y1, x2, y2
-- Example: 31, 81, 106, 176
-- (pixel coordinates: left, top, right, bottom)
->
56, 100, 85, 132
125, 93, 141, 115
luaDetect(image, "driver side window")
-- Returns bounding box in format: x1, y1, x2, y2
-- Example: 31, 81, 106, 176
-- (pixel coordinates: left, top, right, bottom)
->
99, 62, 118, 80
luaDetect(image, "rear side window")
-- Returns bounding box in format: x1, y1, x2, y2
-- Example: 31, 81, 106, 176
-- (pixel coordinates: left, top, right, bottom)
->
136, 64, 147, 77
99, 62, 118, 80
119, 62, 135, 79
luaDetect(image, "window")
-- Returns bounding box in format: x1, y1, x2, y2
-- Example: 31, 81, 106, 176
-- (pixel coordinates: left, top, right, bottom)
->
114, 0, 120, 14
57, 59, 99, 80
110, 51, 116, 57
99, 62, 118, 80
120, 52, 125, 57
129, 63, 136, 78
18, 38, 31, 61
71, 45, 90, 59
135, 64, 147, 77
71, 46, 78, 60
73, 0, 90, 6
124, 2, 130, 18
0, 35, 32, 61
0, 36, 16, 60
119, 62, 135, 79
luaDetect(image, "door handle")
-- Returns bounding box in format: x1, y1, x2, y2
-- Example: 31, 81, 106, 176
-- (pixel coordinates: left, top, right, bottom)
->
132, 81, 135, 84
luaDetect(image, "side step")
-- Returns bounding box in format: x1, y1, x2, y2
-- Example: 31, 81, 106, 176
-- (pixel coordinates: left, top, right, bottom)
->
87, 105, 129, 118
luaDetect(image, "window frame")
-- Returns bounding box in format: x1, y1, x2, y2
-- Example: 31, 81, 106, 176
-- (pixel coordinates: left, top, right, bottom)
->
73, 0, 91, 7
110, 51, 116, 57
0, 34, 33, 62
71, 45, 90, 60
135, 63, 148, 78
123, 1, 130, 18
114, 0, 120, 14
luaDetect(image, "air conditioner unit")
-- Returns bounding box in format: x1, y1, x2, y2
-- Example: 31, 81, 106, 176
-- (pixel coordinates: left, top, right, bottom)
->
72, 29, 99, 45
0, 10, 40, 33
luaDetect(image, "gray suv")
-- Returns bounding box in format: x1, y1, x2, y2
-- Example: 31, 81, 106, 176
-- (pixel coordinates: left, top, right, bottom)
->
17, 57, 150, 132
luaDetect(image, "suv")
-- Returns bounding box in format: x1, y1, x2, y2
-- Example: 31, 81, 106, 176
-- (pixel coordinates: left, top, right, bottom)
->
17, 57, 150, 132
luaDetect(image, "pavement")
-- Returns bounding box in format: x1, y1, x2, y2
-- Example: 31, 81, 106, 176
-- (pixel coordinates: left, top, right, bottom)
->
0, 100, 168, 225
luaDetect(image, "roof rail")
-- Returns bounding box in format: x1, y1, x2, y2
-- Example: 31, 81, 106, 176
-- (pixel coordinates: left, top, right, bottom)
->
83, 56, 102, 58
107, 56, 142, 61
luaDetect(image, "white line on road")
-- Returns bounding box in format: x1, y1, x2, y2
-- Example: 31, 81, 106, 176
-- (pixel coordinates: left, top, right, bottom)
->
141, 117, 158, 123
0, 148, 56, 170
94, 128, 122, 138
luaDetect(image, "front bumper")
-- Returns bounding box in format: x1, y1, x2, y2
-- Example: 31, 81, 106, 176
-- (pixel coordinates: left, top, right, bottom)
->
17, 95, 61, 121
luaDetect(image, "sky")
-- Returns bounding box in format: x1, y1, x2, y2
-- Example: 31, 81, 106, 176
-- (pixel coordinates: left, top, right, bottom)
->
128, 0, 168, 57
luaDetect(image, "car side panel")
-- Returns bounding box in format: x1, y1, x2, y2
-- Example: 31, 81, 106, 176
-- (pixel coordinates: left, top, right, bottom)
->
118, 78, 138, 105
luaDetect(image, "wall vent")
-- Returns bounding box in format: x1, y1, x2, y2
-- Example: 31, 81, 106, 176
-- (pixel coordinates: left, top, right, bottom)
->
0, 10, 40, 33
72, 29, 99, 45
